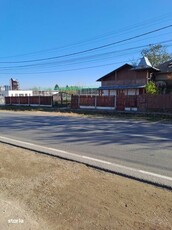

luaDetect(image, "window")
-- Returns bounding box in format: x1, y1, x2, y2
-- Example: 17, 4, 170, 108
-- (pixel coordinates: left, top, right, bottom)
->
117, 89, 125, 95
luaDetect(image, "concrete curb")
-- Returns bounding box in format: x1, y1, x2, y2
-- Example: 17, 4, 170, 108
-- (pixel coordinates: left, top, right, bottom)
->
0, 135, 172, 191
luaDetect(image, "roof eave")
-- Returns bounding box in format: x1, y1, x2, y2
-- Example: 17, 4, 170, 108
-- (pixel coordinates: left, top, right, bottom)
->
98, 85, 146, 90
131, 67, 160, 72
96, 63, 133, 81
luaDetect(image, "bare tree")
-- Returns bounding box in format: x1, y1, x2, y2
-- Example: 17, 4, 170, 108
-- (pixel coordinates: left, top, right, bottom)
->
141, 44, 172, 67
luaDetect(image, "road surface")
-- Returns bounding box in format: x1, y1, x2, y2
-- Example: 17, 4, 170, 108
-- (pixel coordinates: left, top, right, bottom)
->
0, 111, 172, 186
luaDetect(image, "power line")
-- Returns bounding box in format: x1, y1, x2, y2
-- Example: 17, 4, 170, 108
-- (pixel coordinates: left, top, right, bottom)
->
1, 12, 171, 59
0, 24, 172, 64
1, 44, 172, 75
0, 61, 128, 74
1, 39, 172, 70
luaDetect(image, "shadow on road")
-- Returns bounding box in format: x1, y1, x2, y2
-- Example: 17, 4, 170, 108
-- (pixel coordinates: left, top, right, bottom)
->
0, 114, 172, 148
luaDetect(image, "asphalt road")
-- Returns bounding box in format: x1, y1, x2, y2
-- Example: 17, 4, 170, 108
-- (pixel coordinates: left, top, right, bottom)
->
0, 111, 172, 180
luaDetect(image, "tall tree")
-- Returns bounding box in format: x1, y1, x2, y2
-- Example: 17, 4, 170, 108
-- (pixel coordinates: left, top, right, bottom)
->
141, 44, 172, 67
54, 84, 59, 90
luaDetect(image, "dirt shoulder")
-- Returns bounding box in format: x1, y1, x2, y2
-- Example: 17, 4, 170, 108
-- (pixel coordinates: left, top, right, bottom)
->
0, 106, 172, 122
0, 143, 172, 230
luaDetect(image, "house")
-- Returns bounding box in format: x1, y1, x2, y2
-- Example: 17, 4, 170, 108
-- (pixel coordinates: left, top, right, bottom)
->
97, 57, 159, 96
155, 59, 172, 93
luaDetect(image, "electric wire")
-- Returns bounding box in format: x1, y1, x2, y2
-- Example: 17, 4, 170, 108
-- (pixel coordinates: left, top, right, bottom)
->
0, 24, 171, 64
1, 39, 172, 70
0, 12, 171, 59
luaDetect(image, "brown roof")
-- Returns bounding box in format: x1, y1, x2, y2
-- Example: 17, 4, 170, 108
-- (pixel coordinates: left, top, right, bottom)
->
157, 59, 172, 73
97, 64, 133, 81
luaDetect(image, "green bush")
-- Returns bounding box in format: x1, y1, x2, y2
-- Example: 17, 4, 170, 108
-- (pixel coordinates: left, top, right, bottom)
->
145, 81, 158, 94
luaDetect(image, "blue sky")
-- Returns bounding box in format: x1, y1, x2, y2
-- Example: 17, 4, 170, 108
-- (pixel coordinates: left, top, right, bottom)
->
0, 0, 172, 89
